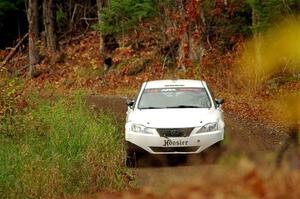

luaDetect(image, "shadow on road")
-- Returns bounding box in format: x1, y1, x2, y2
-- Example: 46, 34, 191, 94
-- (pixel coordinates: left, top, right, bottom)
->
135, 143, 226, 168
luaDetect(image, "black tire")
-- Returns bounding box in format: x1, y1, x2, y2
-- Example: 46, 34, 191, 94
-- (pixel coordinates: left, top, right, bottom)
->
125, 150, 137, 168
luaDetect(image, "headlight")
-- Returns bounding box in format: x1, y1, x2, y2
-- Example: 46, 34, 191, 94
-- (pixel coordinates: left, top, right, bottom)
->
131, 124, 153, 134
197, 122, 218, 133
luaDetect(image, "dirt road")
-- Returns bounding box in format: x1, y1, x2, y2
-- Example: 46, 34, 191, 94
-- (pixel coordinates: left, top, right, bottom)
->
132, 111, 288, 190
85, 95, 291, 198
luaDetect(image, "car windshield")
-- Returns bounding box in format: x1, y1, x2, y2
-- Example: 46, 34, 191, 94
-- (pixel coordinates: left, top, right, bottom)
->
138, 87, 212, 109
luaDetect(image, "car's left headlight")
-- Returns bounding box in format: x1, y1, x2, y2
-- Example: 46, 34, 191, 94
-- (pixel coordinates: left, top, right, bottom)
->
131, 124, 153, 134
197, 122, 218, 133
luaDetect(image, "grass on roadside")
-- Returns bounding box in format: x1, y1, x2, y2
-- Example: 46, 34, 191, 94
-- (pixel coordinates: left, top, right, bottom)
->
0, 94, 129, 198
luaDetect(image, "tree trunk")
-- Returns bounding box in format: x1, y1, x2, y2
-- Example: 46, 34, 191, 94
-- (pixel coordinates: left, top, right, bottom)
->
200, 2, 211, 50
43, 0, 57, 52
177, 0, 202, 70
96, 0, 106, 53
28, 0, 39, 77
178, 34, 189, 70
177, 0, 188, 71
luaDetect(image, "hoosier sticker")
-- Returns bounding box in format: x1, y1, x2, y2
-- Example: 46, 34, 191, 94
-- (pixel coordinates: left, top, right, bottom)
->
163, 139, 188, 147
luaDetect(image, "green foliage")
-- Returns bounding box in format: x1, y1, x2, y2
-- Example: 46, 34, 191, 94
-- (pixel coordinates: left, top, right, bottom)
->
56, 7, 67, 33
0, 0, 24, 16
247, 0, 298, 32
94, 0, 155, 35
203, 0, 252, 51
0, 0, 16, 16
0, 95, 128, 198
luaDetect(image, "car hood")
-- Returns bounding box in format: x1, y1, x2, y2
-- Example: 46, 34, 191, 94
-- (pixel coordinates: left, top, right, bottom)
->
127, 108, 220, 128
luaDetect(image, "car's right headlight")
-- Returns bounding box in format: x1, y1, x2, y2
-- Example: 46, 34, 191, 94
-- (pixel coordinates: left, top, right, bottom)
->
196, 122, 218, 133
131, 124, 153, 134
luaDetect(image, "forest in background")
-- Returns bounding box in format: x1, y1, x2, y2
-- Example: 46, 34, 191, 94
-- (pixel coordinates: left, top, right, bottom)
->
1, 0, 299, 76
1, 0, 299, 125
1, 0, 300, 198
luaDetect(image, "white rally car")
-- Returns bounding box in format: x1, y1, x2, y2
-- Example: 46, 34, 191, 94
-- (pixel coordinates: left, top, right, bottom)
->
125, 80, 224, 166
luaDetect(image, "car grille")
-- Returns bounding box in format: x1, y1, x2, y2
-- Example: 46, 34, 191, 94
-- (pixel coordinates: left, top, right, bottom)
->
150, 146, 199, 153
156, 128, 194, 137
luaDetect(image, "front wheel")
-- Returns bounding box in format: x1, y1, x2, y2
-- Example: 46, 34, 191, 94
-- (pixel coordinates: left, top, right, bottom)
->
126, 150, 138, 167
125, 142, 138, 167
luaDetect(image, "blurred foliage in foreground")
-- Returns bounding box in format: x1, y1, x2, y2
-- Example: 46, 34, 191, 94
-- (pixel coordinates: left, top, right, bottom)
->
236, 18, 300, 126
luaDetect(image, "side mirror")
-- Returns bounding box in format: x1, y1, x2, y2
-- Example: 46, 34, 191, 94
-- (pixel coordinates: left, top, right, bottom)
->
215, 98, 224, 106
126, 99, 135, 108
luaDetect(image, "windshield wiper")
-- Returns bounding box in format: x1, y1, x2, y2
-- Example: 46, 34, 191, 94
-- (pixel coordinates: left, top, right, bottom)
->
140, 105, 203, 109
140, 107, 165, 109
166, 105, 203, 108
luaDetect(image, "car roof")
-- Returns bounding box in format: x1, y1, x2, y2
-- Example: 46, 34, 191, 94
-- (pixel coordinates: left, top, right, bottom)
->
144, 79, 206, 89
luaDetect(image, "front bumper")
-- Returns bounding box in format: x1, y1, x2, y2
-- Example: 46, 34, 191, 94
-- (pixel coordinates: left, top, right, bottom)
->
125, 129, 224, 154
